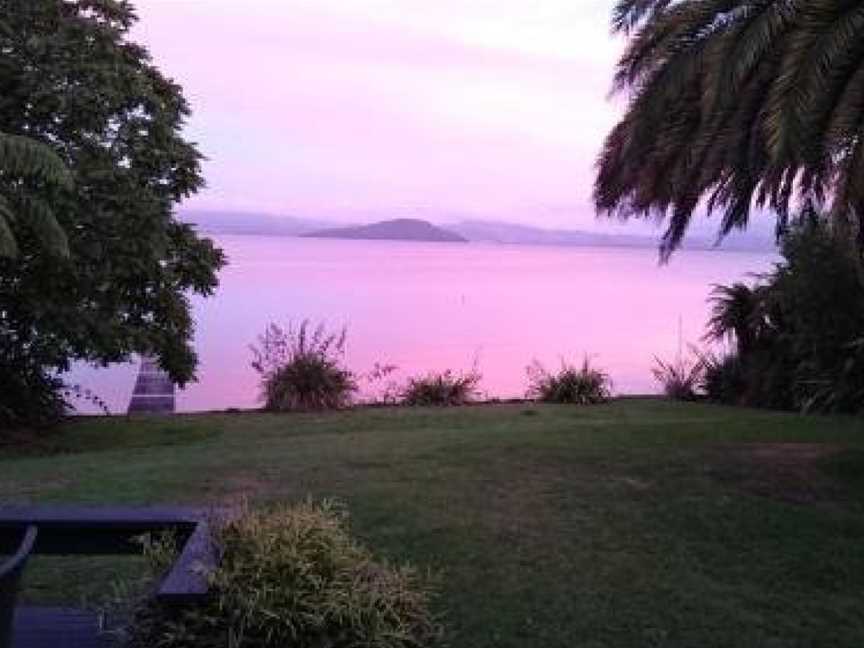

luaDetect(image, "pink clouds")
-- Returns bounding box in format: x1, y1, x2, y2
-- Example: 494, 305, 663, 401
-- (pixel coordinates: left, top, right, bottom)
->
132, 0, 623, 227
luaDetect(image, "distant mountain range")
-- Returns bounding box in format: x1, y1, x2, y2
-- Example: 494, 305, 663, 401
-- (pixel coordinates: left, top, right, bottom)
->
178, 210, 332, 237
449, 219, 654, 248
179, 210, 777, 253
302, 218, 466, 242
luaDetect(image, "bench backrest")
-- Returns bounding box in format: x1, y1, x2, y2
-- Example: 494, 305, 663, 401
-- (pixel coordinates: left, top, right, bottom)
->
0, 506, 222, 605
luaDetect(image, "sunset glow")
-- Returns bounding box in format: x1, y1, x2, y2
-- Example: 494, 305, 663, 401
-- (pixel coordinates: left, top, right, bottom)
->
133, 0, 622, 227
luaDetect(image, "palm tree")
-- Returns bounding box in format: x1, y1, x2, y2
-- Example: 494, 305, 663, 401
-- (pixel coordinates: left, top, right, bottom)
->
705, 283, 762, 356
596, 1, 864, 259
0, 132, 71, 257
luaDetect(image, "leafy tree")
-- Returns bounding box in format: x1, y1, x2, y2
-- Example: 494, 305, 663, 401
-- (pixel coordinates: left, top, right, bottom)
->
0, 0, 225, 427
596, 0, 864, 258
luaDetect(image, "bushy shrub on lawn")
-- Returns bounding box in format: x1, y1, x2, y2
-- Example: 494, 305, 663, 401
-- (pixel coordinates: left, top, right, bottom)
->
128, 500, 442, 648
526, 358, 612, 404
250, 320, 357, 411
401, 369, 481, 406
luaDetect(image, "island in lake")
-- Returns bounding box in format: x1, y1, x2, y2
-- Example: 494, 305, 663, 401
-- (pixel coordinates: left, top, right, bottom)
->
302, 218, 467, 243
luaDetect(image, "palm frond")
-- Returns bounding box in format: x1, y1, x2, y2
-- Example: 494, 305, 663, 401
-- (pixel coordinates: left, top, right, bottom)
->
596, 0, 864, 255
15, 194, 70, 257
0, 133, 72, 189
0, 196, 18, 258
0, 132, 72, 258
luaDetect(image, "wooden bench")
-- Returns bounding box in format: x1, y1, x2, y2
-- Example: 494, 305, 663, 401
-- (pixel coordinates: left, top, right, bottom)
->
0, 506, 222, 647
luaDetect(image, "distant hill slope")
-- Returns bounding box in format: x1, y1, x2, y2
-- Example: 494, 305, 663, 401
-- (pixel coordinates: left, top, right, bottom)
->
450, 219, 776, 253
179, 210, 331, 236
450, 219, 654, 248
303, 218, 467, 243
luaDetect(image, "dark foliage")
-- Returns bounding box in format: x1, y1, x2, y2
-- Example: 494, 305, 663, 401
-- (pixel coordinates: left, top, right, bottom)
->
526, 358, 612, 405
0, 132, 72, 257
251, 321, 357, 411
597, 0, 864, 258
705, 216, 864, 413
0, 0, 225, 428
0, 356, 66, 428
700, 351, 747, 406
401, 369, 481, 407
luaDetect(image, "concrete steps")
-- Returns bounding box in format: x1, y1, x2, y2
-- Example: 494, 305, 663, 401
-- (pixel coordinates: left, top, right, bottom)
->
127, 357, 175, 414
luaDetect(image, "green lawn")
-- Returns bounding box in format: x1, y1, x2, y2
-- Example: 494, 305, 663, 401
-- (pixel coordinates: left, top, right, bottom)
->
3, 400, 864, 647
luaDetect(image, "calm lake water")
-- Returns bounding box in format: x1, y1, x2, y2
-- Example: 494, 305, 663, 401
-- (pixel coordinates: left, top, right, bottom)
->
67, 235, 777, 414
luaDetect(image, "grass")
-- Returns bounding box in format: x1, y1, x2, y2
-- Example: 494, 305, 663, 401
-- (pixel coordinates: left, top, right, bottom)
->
3, 399, 864, 647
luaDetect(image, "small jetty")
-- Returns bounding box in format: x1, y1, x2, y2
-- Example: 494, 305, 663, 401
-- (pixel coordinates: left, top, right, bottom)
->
127, 356, 175, 414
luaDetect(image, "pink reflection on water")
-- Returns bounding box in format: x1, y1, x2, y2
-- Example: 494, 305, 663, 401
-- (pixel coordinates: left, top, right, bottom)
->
171, 236, 775, 412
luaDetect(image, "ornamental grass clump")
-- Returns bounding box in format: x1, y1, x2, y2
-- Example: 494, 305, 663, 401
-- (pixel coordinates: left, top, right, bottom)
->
401, 368, 482, 406
251, 320, 357, 411
526, 357, 612, 405
128, 500, 443, 648
652, 353, 704, 402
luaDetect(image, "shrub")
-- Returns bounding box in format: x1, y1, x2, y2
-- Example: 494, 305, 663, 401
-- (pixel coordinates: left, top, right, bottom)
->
652, 353, 704, 401
250, 320, 357, 411
702, 216, 864, 413
700, 351, 746, 405
796, 338, 864, 414
401, 369, 481, 406
526, 357, 612, 404
0, 357, 66, 429
0, 362, 110, 430
128, 501, 443, 648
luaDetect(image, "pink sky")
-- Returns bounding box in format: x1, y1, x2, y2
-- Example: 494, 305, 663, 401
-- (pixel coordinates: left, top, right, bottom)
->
133, 1, 626, 228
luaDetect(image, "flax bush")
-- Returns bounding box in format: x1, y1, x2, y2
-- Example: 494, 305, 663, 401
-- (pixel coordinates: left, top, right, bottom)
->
400, 368, 481, 406
250, 320, 357, 411
526, 357, 612, 405
652, 353, 704, 401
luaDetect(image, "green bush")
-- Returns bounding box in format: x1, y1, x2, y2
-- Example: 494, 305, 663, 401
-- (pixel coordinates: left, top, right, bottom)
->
251, 321, 357, 411
526, 358, 612, 404
401, 369, 481, 406
128, 501, 442, 648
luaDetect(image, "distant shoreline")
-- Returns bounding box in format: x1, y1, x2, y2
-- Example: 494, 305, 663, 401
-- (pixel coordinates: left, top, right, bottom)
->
179, 210, 778, 254
191, 228, 776, 256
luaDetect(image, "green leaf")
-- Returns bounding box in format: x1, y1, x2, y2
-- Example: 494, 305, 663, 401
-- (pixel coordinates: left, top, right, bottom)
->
17, 195, 70, 258
0, 132, 73, 189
